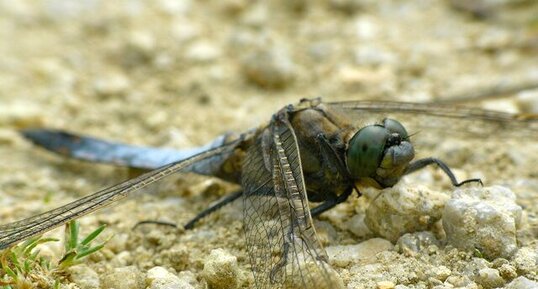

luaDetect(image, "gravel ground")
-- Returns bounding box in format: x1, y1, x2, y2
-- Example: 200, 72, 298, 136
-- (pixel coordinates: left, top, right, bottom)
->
0, 0, 537, 288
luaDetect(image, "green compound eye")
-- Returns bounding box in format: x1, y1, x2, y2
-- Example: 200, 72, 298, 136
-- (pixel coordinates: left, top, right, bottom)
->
383, 118, 408, 140
346, 125, 390, 178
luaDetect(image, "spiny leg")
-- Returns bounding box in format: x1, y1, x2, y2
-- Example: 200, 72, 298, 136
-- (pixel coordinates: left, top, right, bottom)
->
310, 187, 354, 217
183, 190, 243, 229
133, 190, 243, 230
404, 157, 483, 186
133, 220, 178, 229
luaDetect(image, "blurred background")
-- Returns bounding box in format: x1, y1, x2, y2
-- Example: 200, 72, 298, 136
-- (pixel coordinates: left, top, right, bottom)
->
0, 0, 537, 145
0, 0, 537, 287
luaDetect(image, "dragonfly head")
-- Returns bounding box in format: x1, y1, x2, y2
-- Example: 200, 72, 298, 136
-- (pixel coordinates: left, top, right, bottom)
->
346, 118, 415, 188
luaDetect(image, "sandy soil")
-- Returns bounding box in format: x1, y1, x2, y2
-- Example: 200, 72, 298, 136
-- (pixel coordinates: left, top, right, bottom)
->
0, 0, 537, 288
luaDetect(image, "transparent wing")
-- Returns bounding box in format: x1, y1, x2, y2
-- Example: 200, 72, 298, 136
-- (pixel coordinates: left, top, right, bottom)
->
0, 140, 240, 249
242, 115, 341, 289
325, 100, 538, 139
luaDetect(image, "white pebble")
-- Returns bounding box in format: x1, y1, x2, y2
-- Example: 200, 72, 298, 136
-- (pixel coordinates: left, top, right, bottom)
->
93, 73, 130, 96
397, 231, 440, 256
512, 247, 538, 274
67, 264, 100, 289
146, 267, 196, 289
354, 45, 396, 66
506, 276, 538, 289
0, 102, 43, 127
101, 266, 144, 289
475, 268, 504, 288
516, 89, 538, 114
157, 0, 191, 15
345, 213, 373, 238
241, 45, 296, 89
283, 261, 344, 289
443, 186, 522, 259
426, 266, 451, 282
354, 16, 380, 40
201, 248, 240, 289
326, 238, 393, 267
185, 41, 221, 63
365, 185, 449, 242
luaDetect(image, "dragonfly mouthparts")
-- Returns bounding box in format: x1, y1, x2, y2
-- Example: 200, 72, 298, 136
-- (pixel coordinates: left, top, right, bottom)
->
386, 133, 402, 147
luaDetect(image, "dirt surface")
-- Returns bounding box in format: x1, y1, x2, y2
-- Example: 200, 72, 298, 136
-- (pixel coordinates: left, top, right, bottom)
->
1, 0, 537, 288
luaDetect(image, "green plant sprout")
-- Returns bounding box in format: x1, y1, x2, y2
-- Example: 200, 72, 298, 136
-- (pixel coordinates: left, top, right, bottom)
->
58, 220, 109, 269
0, 220, 109, 288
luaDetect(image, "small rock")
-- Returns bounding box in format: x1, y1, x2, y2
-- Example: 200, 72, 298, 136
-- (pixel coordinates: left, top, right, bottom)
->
326, 238, 393, 267
101, 266, 144, 289
497, 263, 517, 280
443, 186, 522, 259
0, 129, 20, 145
474, 27, 512, 51
202, 248, 240, 289
283, 261, 344, 289
240, 3, 268, 27
512, 247, 538, 274
445, 275, 474, 287
482, 99, 519, 114
93, 73, 130, 97
146, 267, 196, 289
110, 250, 132, 267
506, 276, 538, 289
128, 31, 156, 54
313, 220, 338, 245
354, 45, 396, 66
345, 213, 373, 238
397, 231, 440, 256
365, 185, 449, 242
354, 16, 380, 40
157, 0, 191, 15
172, 20, 200, 42
185, 41, 221, 63
432, 285, 453, 289
241, 44, 296, 89
67, 264, 100, 289
159, 244, 191, 272
122, 31, 156, 67
516, 89, 538, 114
43, 0, 99, 19
426, 266, 451, 282
338, 66, 394, 88
475, 268, 505, 288
377, 280, 395, 289
0, 102, 43, 127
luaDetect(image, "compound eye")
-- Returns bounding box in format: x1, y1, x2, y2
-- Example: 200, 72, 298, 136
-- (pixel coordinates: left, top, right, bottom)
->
346, 125, 389, 178
383, 118, 408, 140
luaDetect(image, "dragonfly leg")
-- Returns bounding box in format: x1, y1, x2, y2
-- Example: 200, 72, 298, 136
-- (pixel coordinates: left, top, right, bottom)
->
183, 190, 243, 229
405, 157, 483, 187
133, 220, 178, 229
310, 187, 354, 217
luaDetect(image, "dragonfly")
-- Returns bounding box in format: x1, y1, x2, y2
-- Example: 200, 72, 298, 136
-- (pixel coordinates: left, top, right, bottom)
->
1, 99, 537, 289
